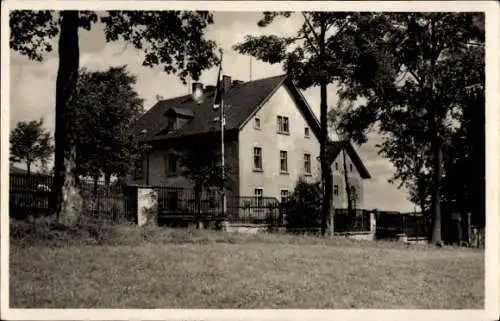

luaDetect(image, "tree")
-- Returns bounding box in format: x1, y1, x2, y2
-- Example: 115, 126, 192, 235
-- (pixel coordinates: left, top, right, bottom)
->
233, 12, 357, 236
329, 108, 355, 218
69, 66, 145, 190
10, 10, 220, 225
333, 12, 484, 245
178, 139, 229, 229
10, 118, 53, 174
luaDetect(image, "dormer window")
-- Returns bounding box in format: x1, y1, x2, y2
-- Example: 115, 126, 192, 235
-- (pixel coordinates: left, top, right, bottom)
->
167, 117, 178, 131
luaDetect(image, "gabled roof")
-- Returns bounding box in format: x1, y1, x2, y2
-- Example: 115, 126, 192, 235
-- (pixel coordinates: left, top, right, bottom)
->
327, 140, 371, 179
134, 74, 322, 142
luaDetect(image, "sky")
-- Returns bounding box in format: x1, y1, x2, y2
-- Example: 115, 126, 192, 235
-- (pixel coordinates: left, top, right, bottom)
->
9, 11, 415, 212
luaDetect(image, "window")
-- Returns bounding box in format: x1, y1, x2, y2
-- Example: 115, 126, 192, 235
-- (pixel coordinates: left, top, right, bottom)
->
167, 117, 178, 131
254, 117, 261, 129
351, 186, 356, 198
280, 189, 290, 203
304, 153, 311, 174
134, 156, 144, 180
304, 127, 310, 138
280, 150, 288, 173
253, 147, 263, 170
165, 153, 178, 176
334, 184, 339, 196
254, 188, 263, 207
350, 163, 353, 172
335, 162, 339, 171
277, 116, 289, 134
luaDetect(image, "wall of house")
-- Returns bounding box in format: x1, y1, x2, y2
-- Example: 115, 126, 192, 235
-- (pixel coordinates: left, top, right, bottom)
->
238, 84, 321, 201
330, 150, 365, 209
130, 137, 240, 210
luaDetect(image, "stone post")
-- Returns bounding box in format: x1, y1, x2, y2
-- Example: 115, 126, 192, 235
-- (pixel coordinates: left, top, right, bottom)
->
137, 186, 158, 227
370, 210, 377, 237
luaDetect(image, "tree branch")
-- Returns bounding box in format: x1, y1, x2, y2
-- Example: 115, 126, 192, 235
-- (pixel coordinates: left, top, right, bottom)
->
301, 25, 321, 57
408, 70, 423, 86
302, 12, 320, 43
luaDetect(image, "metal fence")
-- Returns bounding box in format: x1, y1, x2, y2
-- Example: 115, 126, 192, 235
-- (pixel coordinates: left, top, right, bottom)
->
334, 209, 371, 233
9, 173, 132, 222
155, 186, 283, 226
375, 211, 428, 239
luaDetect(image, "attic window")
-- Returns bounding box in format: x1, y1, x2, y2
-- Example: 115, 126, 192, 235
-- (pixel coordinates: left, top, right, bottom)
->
254, 117, 261, 129
350, 163, 353, 172
304, 127, 310, 138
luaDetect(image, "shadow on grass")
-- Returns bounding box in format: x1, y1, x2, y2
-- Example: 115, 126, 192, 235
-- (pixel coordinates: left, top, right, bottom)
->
9, 217, 484, 254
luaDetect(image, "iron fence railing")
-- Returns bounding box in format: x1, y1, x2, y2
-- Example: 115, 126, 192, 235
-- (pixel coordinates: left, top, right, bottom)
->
9, 173, 131, 221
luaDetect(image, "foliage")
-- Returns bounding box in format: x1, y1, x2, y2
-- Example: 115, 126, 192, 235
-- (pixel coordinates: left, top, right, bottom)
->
234, 12, 358, 236
331, 12, 484, 243
10, 118, 53, 174
179, 139, 228, 191
284, 179, 323, 231
10, 10, 220, 223
69, 66, 144, 181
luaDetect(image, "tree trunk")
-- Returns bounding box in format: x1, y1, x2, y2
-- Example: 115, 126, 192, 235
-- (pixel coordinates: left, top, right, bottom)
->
319, 16, 333, 237
342, 148, 354, 216
104, 173, 111, 187
26, 161, 31, 175
428, 17, 443, 246
52, 11, 82, 226
430, 124, 443, 246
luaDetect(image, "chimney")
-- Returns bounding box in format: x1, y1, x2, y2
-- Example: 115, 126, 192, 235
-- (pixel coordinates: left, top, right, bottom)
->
222, 75, 231, 94
192, 82, 203, 94
192, 82, 204, 104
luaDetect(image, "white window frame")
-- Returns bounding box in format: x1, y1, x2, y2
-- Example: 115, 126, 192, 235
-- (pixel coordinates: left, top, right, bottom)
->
280, 150, 288, 173
304, 153, 311, 174
253, 147, 263, 170
280, 189, 290, 203
277, 116, 290, 134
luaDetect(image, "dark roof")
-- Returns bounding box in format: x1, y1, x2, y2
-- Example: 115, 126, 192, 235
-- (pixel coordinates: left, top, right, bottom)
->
135, 74, 322, 142
164, 106, 194, 118
327, 140, 371, 179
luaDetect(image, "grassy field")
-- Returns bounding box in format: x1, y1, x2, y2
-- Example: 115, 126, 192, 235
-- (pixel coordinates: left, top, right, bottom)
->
9, 220, 484, 309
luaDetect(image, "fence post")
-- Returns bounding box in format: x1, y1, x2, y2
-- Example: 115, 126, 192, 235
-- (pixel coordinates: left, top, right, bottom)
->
370, 210, 377, 237
137, 186, 158, 227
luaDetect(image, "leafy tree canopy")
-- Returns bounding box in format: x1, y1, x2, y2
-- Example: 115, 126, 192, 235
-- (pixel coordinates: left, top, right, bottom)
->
69, 66, 145, 181
10, 118, 53, 174
10, 10, 220, 83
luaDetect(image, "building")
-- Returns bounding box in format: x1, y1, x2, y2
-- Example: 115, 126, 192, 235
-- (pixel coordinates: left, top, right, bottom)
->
131, 74, 371, 210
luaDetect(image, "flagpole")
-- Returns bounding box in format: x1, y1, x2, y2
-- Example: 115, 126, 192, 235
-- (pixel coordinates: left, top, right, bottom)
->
219, 51, 227, 220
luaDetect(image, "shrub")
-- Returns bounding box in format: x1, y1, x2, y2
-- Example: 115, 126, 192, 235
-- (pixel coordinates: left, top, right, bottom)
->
283, 179, 323, 232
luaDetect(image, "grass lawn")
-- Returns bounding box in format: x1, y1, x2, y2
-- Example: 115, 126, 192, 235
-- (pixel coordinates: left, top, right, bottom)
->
9, 222, 484, 309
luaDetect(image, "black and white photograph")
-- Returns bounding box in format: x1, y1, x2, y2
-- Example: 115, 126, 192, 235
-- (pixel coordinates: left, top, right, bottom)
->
1, 1, 498, 320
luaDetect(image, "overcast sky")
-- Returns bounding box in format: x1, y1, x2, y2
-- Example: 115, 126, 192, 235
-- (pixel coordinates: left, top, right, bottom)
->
9, 11, 415, 212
